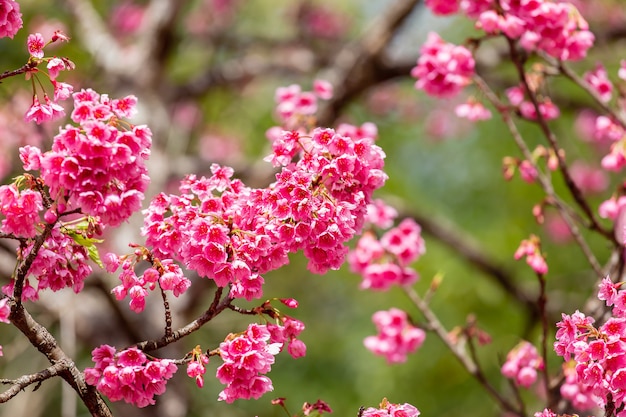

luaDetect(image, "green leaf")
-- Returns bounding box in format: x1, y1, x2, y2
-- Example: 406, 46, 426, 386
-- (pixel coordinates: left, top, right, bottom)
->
87, 244, 104, 269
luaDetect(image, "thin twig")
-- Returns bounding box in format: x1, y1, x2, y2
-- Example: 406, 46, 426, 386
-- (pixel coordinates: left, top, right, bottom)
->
555, 58, 626, 130
8, 300, 112, 416
13, 222, 54, 305
400, 207, 538, 317
317, 0, 423, 125
0, 61, 39, 82
536, 272, 553, 409
505, 38, 613, 242
403, 286, 522, 415
0, 361, 68, 403
159, 285, 172, 337
135, 288, 231, 352
473, 73, 605, 277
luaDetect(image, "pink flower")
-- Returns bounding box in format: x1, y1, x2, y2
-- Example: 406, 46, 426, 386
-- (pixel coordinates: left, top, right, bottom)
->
559, 361, 598, 411
85, 345, 177, 408
279, 298, 298, 308
570, 161, 609, 194
501, 341, 544, 388
534, 409, 556, 417
619, 60, 626, 81
518, 160, 538, 183
455, 99, 492, 121
313, 79, 333, 100
27, 32, 45, 58
425, 0, 459, 15
0, 298, 10, 323
505, 85, 525, 106
362, 401, 420, 417
35, 89, 151, 226
19, 145, 42, 171
476, 10, 500, 33
514, 235, 547, 274
365, 199, 398, 229
364, 308, 425, 364
0, 184, 42, 238
584, 64, 613, 103
217, 323, 282, 403
459, 0, 494, 18
519, 99, 560, 121
51, 30, 70, 43
0, 0, 22, 39
47, 57, 68, 79
52, 80, 74, 101
411, 32, 475, 98
24, 96, 53, 124
109, 2, 145, 35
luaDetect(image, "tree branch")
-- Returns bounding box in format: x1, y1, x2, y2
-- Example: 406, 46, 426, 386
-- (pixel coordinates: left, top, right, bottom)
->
316, 0, 423, 126
0, 361, 67, 403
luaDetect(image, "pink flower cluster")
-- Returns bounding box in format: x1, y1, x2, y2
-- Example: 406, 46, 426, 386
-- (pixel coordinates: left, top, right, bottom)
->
411, 32, 475, 98
143, 122, 386, 299
364, 308, 425, 364
598, 196, 626, 244
84, 345, 177, 408
0, 183, 42, 238
553, 277, 626, 411
274, 80, 333, 127
268, 315, 306, 359
107, 252, 191, 313
500, 341, 544, 388
0, 298, 8, 323
186, 345, 209, 388
2, 225, 93, 301
584, 64, 613, 103
455, 98, 492, 122
23, 89, 151, 227
349, 201, 425, 291
0, 0, 22, 39
216, 324, 282, 403
426, 0, 594, 61
24, 32, 74, 125
360, 399, 420, 417
514, 235, 548, 274
506, 85, 560, 122
560, 361, 597, 411
534, 409, 556, 417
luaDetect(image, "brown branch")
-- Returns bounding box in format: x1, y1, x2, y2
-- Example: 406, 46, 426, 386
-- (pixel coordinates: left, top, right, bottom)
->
506, 38, 613, 243
0, 61, 39, 82
61, 0, 129, 79
316, 0, 423, 126
135, 287, 229, 352
555, 58, 626, 130
0, 361, 67, 403
536, 272, 553, 409
13, 223, 54, 305
474, 73, 605, 277
8, 300, 112, 416
399, 206, 538, 317
403, 286, 523, 416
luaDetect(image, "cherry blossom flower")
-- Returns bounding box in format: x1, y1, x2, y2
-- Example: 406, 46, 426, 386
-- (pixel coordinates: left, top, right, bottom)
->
85, 345, 177, 408
425, 0, 459, 15
455, 99, 492, 121
0, 0, 22, 39
411, 32, 475, 98
364, 308, 425, 364
584, 64, 613, 103
27, 32, 45, 58
501, 341, 544, 388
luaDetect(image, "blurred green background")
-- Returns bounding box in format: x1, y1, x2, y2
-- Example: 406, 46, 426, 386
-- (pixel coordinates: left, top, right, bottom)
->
0, 0, 625, 416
